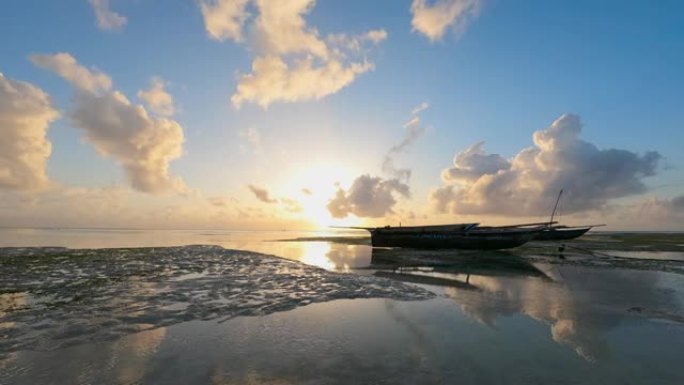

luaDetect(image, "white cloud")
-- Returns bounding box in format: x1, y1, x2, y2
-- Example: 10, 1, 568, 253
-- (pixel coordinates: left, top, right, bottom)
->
252, 0, 328, 58
327, 175, 410, 218
88, 0, 127, 31
430, 114, 661, 216
30, 53, 111, 94
137, 77, 175, 116
411, 0, 481, 41
231, 55, 373, 108
32, 53, 187, 194
197, 0, 386, 108
382, 102, 429, 181
199, 0, 250, 42
0, 74, 59, 190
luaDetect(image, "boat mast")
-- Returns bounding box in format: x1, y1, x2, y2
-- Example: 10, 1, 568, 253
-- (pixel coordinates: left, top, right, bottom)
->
549, 189, 563, 226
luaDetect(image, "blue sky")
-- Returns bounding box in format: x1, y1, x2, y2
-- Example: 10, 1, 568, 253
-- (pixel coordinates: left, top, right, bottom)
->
1, 0, 683, 229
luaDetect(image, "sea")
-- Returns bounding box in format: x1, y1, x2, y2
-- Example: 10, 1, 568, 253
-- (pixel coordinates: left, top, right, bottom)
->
1, 228, 683, 385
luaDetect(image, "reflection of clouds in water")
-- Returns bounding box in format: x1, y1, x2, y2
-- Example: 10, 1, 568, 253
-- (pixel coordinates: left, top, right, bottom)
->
300, 242, 335, 270
297, 243, 372, 272
325, 244, 372, 272
445, 268, 679, 362
112, 327, 167, 385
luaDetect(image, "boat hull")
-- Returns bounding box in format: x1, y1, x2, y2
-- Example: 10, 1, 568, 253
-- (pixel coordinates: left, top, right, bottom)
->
533, 227, 591, 241
370, 229, 538, 250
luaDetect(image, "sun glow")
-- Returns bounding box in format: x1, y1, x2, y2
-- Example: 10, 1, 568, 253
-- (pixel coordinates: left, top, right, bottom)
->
286, 164, 361, 229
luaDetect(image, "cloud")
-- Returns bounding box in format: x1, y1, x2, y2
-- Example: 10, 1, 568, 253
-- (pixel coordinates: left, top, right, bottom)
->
382, 102, 429, 181
32, 53, 186, 194
88, 0, 127, 31
0, 74, 59, 190
197, 0, 386, 108
137, 77, 175, 116
232, 55, 374, 108
327, 175, 410, 218
627, 195, 684, 225
410, 0, 481, 41
247, 184, 277, 203
30, 52, 112, 93
199, 0, 250, 42
430, 114, 661, 216
0, 185, 130, 229
327, 103, 427, 219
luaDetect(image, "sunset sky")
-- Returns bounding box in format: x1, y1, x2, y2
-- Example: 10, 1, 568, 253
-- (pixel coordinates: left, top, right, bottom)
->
1, 0, 683, 230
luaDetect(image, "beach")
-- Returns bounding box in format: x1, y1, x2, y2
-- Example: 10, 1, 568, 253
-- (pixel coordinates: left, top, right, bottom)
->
1, 229, 684, 384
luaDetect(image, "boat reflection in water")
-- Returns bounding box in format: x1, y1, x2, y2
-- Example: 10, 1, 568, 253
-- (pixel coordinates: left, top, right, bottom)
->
370, 248, 549, 286
368, 248, 683, 362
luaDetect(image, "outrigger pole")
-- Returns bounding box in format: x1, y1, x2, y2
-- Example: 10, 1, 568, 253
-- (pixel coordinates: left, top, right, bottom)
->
549, 189, 563, 227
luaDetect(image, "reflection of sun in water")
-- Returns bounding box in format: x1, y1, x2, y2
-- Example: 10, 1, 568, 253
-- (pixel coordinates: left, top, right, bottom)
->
286, 164, 362, 229
299, 242, 335, 270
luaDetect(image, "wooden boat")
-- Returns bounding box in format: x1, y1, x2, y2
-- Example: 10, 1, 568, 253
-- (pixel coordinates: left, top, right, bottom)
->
529, 190, 604, 241
340, 223, 542, 250
533, 225, 592, 241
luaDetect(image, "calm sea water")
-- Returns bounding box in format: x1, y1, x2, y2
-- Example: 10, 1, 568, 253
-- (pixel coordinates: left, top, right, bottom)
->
1, 228, 684, 384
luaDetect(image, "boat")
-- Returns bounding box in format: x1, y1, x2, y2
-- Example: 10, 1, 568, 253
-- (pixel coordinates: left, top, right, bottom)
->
530, 190, 604, 241
533, 225, 592, 241
340, 223, 543, 250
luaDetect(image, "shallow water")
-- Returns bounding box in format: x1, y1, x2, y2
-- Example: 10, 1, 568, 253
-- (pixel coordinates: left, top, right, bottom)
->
1, 229, 684, 384
605, 250, 684, 261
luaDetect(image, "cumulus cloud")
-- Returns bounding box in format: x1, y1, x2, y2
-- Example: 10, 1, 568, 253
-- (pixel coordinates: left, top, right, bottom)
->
327, 175, 410, 218
328, 103, 427, 219
382, 102, 429, 181
0, 74, 59, 190
199, 0, 250, 42
88, 0, 127, 31
430, 114, 661, 216
137, 77, 175, 116
198, 0, 387, 108
247, 184, 277, 203
411, 0, 481, 41
31, 53, 186, 194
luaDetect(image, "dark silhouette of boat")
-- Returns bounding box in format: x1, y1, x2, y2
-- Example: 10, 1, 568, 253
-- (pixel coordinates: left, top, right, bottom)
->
342, 223, 543, 250
529, 190, 604, 241
533, 225, 592, 240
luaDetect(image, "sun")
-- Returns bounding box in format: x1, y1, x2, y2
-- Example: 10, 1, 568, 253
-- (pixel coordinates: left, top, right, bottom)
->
285, 163, 362, 229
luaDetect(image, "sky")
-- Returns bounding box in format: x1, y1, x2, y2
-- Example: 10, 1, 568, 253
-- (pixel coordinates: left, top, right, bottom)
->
1, 0, 683, 230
